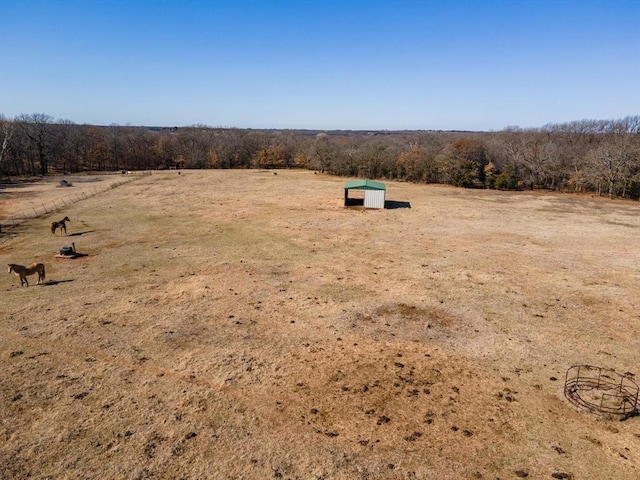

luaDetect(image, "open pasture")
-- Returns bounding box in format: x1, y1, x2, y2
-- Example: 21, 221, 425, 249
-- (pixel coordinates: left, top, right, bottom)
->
1, 170, 639, 479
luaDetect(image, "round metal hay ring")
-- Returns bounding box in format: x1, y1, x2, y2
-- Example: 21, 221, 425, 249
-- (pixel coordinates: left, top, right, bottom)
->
564, 365, 638, 417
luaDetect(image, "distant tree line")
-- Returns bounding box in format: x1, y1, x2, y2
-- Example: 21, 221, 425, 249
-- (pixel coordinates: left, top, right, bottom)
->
1, 113, 639, 199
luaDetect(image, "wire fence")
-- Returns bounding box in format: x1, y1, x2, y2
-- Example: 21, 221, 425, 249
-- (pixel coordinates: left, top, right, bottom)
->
0, 172, 151, 235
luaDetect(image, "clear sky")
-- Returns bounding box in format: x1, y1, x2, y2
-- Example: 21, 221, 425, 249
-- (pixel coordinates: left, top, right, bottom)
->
0, 0, 638, 131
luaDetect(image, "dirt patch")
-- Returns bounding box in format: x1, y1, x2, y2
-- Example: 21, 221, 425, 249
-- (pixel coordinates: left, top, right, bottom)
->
1, 170, 639, 479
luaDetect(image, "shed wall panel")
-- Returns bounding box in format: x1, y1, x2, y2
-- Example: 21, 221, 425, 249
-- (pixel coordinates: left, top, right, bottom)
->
364, 190, 385, 209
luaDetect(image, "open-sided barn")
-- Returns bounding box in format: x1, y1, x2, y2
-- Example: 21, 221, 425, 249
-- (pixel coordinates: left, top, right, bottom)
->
344, 179, 386, 209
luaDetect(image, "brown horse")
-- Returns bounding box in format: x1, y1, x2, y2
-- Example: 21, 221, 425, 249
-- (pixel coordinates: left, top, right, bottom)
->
51, 216, 70, 235
8, 263, 46, 287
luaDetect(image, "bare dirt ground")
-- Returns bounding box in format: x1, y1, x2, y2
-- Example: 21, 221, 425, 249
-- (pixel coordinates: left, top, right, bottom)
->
0, 174, 126, 220
0, 174, 143, 238
1, 170, 639, 479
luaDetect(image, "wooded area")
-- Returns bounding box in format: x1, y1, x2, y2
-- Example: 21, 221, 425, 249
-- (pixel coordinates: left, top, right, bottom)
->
1, 113, 639, 199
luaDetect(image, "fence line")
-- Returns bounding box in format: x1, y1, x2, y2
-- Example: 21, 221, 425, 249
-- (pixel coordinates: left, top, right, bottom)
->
0, 172, 151, 236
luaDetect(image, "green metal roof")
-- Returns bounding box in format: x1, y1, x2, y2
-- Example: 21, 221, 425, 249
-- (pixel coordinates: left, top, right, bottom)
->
344, 179, 386, 191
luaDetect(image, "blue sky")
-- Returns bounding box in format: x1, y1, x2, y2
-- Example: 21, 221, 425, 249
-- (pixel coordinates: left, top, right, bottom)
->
0, 0, 638, 130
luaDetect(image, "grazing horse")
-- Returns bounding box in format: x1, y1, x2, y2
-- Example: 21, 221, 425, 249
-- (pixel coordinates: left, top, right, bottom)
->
51, 216, 70, 235
8, 263, 46, 287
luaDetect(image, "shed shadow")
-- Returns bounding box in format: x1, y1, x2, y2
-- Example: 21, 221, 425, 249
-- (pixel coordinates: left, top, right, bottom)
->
384, 200, 412, 209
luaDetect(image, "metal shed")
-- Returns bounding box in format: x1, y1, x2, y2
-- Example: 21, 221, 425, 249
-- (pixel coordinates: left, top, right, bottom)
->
344, 179, 386, 209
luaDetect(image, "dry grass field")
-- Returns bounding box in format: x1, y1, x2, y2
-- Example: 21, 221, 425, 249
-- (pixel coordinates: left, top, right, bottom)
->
1, 169, 639, 480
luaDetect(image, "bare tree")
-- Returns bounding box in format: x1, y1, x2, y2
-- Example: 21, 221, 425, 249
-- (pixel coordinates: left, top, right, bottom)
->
16, 113, 55, 175
582, 116, 640, 198
308, 134, 338, 173
0, 114, 14, 174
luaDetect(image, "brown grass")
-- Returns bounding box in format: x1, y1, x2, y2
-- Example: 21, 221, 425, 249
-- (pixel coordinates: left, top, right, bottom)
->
1, 170, 639, 479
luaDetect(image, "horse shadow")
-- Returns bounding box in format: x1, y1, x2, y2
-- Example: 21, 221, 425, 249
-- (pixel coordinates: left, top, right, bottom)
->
42, 279, 75, 286
384, 200, 412, 209
68, 230, 94, 237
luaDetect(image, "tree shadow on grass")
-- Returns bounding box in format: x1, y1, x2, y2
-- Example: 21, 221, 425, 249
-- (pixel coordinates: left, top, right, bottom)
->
0, 180, 41, 190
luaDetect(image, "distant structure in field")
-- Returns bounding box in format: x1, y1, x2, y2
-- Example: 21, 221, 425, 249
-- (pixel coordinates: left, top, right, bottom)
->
344, 179, 386, 209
